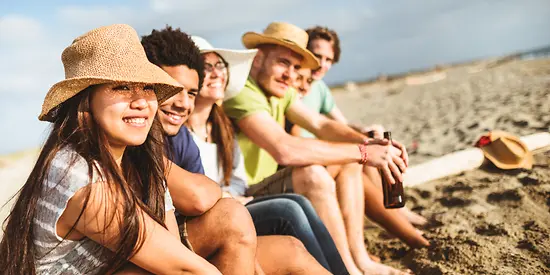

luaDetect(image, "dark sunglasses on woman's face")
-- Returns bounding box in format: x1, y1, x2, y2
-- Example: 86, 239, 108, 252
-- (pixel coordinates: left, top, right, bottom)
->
204, 62, 227, 73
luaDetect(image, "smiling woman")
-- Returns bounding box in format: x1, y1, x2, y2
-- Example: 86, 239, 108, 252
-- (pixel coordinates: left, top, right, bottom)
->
91, 83, 159, 148
0, 24, 221, 275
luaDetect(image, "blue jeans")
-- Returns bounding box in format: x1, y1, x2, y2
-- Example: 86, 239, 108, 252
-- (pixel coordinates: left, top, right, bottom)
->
246, 194, 349, 275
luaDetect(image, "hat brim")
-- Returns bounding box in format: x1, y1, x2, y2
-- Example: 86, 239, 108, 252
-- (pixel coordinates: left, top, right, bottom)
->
483, 148, 534, 170
242, 32, 320, 69
201, 48, 258, 101
481, 135, 534, 170
39, 61, 183, 122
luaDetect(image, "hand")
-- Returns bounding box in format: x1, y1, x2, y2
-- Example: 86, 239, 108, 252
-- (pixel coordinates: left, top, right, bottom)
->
354, 124, 385, 139
235, 196, 254, 205
364, 139, 406, 184
391, 138, 409, 168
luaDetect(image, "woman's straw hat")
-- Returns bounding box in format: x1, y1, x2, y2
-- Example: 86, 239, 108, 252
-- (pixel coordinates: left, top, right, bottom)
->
475, 130, 533, 170
241, 22, 320, 69
191, 36, 257, 101
39, 24, 183, 122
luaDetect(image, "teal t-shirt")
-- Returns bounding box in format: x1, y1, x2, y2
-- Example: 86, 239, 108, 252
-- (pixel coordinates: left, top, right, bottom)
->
299, 80, 336, 138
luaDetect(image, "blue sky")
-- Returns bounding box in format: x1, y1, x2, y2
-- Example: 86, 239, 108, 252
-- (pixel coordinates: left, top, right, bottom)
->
1, 0, 549, 154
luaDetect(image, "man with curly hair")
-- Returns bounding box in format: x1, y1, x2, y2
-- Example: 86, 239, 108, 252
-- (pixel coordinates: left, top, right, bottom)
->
141, 26, 259, 274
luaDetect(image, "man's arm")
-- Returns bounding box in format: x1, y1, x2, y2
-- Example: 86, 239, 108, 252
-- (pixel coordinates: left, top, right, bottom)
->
326, 106, 348, 125
288, 101, 402, 164
286, 100, 366, 144
164, 158, 222, 216
238, 111, 361, 167
238, 112, 405, 183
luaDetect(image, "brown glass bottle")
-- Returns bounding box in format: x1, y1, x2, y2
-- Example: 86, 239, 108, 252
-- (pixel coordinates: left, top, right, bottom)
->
370, 131, 406, 209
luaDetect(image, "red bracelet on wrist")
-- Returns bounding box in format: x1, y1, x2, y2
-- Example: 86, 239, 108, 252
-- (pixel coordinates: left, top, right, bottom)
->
358, 140, 369, 165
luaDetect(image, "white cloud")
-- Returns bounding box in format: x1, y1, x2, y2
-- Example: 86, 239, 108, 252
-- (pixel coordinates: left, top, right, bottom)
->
0, 14, 62, 97
56, 5, 135, 32
0, 14, 45, 47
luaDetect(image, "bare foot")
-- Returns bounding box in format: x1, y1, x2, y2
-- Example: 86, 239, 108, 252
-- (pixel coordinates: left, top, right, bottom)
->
360, 261, 413, 275
399, 207, 427, 227
379, 229, 424, 239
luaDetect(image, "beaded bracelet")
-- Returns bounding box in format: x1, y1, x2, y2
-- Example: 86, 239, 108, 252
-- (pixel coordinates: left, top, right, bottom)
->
358, 140, 369, 165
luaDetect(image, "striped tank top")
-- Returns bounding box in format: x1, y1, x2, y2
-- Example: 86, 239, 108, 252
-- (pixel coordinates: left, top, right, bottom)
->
33, 147, 174, 274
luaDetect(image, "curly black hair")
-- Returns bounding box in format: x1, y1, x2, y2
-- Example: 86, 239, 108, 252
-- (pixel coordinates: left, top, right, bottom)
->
141, 26, 205, 90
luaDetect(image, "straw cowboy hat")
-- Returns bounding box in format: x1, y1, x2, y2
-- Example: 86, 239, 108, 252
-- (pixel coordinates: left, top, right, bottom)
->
39, 24, 183, 122
242, 22, 320, 69
475, 130, 533, 170
191, 36, 257, 101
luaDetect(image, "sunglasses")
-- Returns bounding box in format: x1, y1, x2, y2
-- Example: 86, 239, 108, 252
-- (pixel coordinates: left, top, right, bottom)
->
204, 61, 227, 73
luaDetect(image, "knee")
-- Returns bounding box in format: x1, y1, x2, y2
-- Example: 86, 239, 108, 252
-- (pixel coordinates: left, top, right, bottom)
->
293, 165, 336, 194
280, 235, 307, 253
211, 198, 257, 247
272, 199, 309, 225
284, 194, 310, 206
278, 236, 312, 265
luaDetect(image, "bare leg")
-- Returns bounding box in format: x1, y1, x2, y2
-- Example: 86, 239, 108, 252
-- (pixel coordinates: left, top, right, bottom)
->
335, 163, 376, 271
361, 173, 430, 248
256, 235, 331, 275
364, 166, 427, 226
186, 198, 257, 275
292, 165, 363, 275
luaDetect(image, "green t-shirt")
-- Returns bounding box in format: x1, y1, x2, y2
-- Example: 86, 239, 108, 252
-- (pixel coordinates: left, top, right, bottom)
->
223, 77, 298, 184
299, 80, 336, 138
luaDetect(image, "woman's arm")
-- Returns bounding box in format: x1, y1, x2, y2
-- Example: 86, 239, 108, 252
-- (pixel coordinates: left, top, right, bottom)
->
165, 209, 180, 239
58, 180, 221, 275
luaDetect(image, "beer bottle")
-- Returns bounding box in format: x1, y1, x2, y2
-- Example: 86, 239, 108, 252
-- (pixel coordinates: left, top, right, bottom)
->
369, 131, 406, 208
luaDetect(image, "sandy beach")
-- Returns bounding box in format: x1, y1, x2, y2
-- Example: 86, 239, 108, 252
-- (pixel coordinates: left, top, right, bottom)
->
1, 58, 549, 273
333, 58, 550, 274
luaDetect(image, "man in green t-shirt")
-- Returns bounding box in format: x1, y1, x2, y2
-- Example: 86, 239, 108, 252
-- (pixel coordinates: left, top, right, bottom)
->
223, 21, 413, 275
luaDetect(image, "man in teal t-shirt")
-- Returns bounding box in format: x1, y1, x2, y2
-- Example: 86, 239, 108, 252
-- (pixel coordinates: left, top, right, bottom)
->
299, 80, 336, 138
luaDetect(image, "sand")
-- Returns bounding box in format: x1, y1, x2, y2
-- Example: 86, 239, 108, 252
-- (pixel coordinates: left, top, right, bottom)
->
364, 152, 550, 275
332, 58, 550, 274
0, 150, 38, 237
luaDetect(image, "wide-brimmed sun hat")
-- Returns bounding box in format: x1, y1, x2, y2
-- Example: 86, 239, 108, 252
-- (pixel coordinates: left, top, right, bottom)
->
475, 130, 533, 170
191, 36, 257, 101
241, 22, 320, 69
39, 24, 183, 122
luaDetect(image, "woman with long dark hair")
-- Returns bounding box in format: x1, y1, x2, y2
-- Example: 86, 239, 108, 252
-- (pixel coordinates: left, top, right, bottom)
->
0, 24, 220, 275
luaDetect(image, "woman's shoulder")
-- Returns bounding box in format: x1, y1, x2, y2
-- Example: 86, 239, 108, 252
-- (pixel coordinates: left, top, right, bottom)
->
46, 146, 101, 193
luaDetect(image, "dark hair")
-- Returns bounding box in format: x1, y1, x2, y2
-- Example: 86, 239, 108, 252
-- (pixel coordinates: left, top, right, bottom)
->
201, 53, 234, 186
306, 26, 341, 63
141, 25, 205, 90
0, 86, 167, 274
210, 104, 234, 186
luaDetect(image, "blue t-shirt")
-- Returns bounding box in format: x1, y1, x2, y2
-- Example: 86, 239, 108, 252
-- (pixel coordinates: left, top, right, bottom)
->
166, 126, 205, 174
